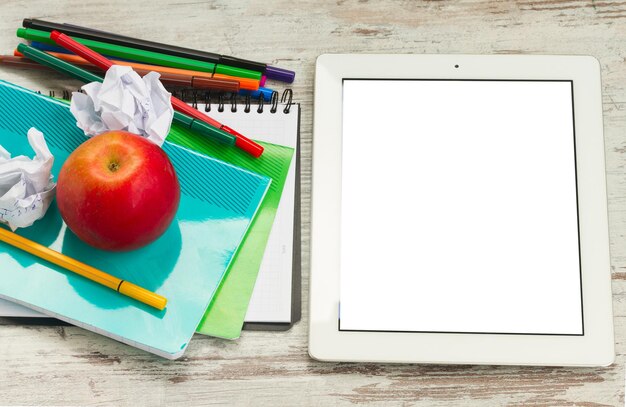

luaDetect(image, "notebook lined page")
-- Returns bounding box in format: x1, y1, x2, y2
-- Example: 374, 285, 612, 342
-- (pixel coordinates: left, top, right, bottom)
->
201, 103, 298, 323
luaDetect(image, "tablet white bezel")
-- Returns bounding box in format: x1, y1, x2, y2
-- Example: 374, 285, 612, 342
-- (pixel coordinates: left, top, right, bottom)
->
309, 54, 614, 366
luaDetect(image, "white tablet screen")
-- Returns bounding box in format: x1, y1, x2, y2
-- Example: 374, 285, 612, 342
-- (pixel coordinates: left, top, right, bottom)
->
339, 79, 583, 335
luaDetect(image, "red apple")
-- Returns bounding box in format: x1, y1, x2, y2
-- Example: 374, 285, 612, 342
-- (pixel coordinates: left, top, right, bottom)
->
56, 131, 180, 251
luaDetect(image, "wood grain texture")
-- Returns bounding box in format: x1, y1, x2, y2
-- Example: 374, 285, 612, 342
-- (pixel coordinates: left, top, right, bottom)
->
0, 0, 625, 405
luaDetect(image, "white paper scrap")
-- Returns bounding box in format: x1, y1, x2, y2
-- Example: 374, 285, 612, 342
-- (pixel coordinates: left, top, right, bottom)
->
0, 128, 56, 231
70, 65, 174, 146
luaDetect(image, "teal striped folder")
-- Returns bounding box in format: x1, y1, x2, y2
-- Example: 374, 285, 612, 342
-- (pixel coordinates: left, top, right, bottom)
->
0, 80, 270, 359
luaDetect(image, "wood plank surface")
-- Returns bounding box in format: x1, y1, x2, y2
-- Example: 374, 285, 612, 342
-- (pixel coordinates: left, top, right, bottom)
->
0, 0, 625, 405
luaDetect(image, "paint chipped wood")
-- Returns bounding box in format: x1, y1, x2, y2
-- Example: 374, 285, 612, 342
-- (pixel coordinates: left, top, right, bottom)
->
0, 0, 625, 405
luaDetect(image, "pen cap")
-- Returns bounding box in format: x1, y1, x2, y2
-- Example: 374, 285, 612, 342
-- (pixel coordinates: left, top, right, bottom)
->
222, 125, 264, 158
215, 64, 262, 81
192, 76, 240, 92
265, 65, 295, 83
151, 71, 192, 88
239, 87, 274, 102
213, 74, 259, 91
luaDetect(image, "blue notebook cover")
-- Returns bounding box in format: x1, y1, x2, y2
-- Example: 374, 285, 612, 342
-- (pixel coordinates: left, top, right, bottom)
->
0, 80, 270, 359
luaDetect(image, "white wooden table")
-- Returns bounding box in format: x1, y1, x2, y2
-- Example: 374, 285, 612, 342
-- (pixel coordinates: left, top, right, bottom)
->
0, 1, 624, 405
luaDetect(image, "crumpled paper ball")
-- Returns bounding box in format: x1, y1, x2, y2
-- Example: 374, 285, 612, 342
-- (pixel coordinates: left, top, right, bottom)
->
70, 65, 174, 146
0, 127, 56, 231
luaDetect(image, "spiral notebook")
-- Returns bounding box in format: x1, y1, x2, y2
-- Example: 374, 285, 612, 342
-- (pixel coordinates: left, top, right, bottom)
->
169, 90, 301, 338
0, 80, 270, 358
0, 88, 302, 339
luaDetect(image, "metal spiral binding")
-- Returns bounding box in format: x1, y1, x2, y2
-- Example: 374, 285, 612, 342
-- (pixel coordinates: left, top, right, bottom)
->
172, 88, 294, 114
217, 93, 225, 112
47, 89, 78, 100
256, 93, 264, 114
203, 91, 211, 112
41, 88, 295, 114
230, 93, 237, 113
270, 91, 279, 114
281, 89, 293, 114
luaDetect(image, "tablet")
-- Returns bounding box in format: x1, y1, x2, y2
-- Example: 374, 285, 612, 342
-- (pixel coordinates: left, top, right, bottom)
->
309, 54, 614, 366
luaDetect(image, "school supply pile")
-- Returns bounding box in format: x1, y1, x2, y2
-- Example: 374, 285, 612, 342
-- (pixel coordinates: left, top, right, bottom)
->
0, 19, 301, 359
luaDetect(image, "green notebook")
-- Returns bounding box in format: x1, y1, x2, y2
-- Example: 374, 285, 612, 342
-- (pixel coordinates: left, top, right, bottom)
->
167, 114, 295, 338
0, 80, 270, 358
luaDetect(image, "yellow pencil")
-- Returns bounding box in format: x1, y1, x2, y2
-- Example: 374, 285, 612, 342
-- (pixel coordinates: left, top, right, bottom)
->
0, 227, 167, 310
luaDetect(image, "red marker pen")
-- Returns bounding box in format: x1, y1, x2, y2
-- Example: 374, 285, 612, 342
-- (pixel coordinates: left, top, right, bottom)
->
49, 30, 264, 158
